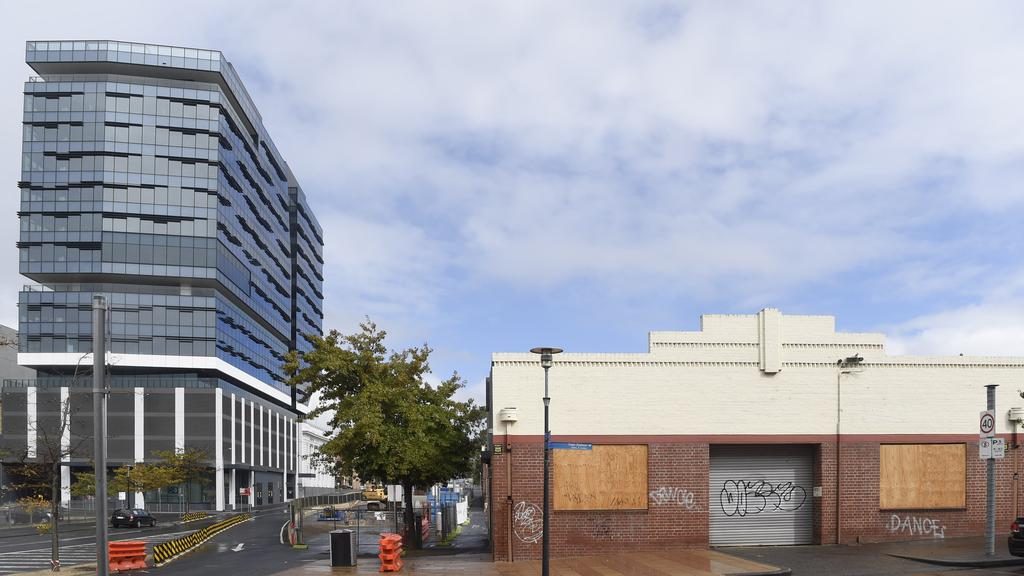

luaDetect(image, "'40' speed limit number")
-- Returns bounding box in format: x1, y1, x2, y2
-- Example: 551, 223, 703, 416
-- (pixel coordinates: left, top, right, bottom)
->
980, 410, 996, 438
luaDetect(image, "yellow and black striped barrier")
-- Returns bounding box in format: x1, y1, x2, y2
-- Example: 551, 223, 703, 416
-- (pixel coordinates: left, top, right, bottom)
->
152, 513, 252, 566
180, 511, 208, 523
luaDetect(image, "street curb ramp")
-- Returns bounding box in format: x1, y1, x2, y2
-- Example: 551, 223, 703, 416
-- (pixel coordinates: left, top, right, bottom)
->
152, 513, 252, 566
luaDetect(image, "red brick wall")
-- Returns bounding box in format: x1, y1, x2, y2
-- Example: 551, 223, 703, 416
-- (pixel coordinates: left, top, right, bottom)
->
491, 441, 709, 561
490, 437, 1023, 560
837, 440, 1018, 544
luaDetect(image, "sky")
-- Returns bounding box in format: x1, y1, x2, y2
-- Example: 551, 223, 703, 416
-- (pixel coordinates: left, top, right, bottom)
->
2, 1, 1024, 406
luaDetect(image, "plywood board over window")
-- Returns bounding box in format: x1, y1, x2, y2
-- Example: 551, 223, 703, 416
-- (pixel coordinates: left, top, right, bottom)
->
554, 444, 648, 510
879, 444, 965, 509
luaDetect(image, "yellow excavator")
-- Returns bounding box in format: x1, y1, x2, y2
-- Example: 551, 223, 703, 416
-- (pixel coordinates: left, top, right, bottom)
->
361, 485, 386, 502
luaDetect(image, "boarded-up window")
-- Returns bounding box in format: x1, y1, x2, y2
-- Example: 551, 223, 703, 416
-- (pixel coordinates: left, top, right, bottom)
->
879, 444, 965, 509
554, 444, 647, 510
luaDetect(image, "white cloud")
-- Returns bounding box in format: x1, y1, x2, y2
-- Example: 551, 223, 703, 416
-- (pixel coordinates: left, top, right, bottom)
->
1, 0, 1024, 381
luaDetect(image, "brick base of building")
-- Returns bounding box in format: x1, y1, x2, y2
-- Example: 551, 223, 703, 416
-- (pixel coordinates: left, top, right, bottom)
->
488, 436, 1019, 561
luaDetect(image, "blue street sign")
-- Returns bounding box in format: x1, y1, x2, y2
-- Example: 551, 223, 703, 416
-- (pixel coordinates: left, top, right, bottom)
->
549, 442, 592, 450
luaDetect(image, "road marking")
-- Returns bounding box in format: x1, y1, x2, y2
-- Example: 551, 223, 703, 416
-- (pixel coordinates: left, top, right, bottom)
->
232, 543, 245, 552
0, 530, 197, 575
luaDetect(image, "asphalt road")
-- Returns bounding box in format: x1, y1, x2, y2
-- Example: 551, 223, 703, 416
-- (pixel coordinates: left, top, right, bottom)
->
155, 503, 328, 576
0, 515, 220, 575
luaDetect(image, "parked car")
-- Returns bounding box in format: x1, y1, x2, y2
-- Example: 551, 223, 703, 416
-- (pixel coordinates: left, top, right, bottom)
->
1009, 518, 1024, 556
111, 508, 156, 528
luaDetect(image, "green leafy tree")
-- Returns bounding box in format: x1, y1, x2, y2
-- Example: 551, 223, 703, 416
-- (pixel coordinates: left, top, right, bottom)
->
152, 448, 208, 512
112, 462, 181, 500
69, 471, 95, 498
286, 320, 485, 546
74, 462, 183, 506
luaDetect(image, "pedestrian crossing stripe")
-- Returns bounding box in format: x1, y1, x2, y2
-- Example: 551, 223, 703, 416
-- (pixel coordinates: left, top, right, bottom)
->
0, 531, 189, 575
153, 513, 252, 565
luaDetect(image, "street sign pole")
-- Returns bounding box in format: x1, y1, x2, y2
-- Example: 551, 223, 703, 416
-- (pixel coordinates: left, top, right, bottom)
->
93, 296, 109, 576
986, 384, 998, 557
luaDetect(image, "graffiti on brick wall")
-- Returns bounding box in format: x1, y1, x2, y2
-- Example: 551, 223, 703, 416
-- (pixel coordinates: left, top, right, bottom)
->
592, 517, 612, 539
513, 501, 543, 543
887, 514, 945, 539
719, 479, 807, 517
649, 486, 700, 510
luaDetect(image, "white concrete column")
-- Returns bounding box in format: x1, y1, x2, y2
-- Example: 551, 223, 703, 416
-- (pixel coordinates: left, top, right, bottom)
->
174, 387, 185, 452
26, 386, 36, 459
215, 388, 224, 511
60, 387, 70, 507
282, 415, 288, 501
249, 400, 255, 466
59, 387, 70, 456
240, 397, 246, 464
230, 468, 236, 511
134, 387, 145, 509
134, 387, 145, 461
259, 405, 264, 467
275, 412, 280, 469
230, 393, 236, 465
61, 466, 71, 507
292, 420, 298, 499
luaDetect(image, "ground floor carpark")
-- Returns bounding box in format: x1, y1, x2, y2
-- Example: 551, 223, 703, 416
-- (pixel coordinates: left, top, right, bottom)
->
489, 437, 1019, 560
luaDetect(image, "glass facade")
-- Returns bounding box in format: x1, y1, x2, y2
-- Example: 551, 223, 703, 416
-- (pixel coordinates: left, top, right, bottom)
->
17, 41, 324, 402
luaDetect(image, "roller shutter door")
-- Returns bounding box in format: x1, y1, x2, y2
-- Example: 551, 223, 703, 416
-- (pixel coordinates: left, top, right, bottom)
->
709, 445, 814, 546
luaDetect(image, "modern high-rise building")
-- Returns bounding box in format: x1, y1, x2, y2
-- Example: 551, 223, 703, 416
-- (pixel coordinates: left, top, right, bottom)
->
2, 40, 324, 511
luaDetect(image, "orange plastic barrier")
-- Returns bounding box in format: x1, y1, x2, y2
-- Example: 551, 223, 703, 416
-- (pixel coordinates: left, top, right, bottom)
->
378, 532, 404, 572
109, 540, 147, 572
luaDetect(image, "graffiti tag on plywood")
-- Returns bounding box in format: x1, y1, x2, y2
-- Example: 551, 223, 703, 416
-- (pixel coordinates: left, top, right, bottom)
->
887, 514, 945, 538
649, 486, 700, 510
719, 479, 807, 517
513, 501, 543, 543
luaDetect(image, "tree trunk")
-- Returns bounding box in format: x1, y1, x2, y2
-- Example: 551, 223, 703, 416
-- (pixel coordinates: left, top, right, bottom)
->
51, 463, 60, 571
402, 481, 416, 548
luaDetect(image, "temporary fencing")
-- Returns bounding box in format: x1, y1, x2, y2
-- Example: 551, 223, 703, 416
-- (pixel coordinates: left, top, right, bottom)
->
152, 513, 252, 565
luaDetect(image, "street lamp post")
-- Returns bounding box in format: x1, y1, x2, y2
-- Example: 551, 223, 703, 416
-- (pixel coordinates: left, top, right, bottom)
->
530, 347, 562, 576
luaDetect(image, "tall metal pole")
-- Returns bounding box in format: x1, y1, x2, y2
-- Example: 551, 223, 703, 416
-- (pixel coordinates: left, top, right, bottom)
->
93, 295, 109, 576
542, 364, 550, 576
530, 347, 560, 576
986, 384, 998, 557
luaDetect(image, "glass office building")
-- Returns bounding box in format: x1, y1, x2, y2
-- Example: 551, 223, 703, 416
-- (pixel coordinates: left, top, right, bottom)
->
3, 41, 324, 511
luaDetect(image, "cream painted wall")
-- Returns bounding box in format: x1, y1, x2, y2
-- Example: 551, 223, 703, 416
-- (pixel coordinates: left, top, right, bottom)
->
491, 310, 1024, 437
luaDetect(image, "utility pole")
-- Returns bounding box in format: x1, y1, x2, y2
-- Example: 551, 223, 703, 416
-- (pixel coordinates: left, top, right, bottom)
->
93, 295, 109, 576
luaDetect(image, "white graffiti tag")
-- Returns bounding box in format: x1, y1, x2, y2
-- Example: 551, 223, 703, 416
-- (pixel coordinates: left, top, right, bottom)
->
887, 514, 945, 539
513, 501, 543, 543
649, 487, 700, 510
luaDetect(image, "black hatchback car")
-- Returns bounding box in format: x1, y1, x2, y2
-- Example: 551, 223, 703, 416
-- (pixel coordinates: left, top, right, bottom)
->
111, 508, 156, 528
1009, 518, 1024, 556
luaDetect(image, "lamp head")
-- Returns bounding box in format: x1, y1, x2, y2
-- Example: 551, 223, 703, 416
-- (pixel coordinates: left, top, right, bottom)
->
839, 353, 863, 366
530, 347, 563, 368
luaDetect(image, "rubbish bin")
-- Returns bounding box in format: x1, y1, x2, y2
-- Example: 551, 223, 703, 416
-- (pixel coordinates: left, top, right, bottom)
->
330, 529, 356, 566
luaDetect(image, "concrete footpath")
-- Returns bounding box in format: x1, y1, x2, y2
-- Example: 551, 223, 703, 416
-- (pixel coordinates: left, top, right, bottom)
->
290, 508, 787, 576
882, 535, 1024, 567
278, 550, 787, 576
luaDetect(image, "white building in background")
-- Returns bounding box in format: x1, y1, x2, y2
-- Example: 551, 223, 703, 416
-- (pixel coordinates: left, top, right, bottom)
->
298, 421, 336, 497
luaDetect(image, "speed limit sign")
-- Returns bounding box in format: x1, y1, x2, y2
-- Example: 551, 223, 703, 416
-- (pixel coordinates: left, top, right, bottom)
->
980, 410, 996, 438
